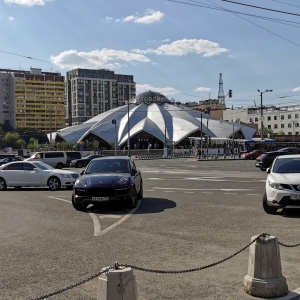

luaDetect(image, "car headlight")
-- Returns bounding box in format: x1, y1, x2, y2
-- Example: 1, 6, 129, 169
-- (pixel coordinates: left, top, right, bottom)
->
116, 176, 129, 186
60, 174, 72, 178
268, 180, 284, 190
75, 178, 90, 187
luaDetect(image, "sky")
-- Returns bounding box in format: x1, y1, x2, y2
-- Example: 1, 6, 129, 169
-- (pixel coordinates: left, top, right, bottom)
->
1, 0, 300, 109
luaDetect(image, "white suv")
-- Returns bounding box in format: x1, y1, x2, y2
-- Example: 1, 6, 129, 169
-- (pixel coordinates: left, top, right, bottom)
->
26, 151, 67, 169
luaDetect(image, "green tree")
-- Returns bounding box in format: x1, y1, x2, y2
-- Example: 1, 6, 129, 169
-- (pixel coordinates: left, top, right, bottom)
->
3, 132, 21, 149
27, 137, 39, 151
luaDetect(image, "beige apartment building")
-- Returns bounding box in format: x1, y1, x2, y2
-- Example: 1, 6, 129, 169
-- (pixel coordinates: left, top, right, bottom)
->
0, 68, 65, 132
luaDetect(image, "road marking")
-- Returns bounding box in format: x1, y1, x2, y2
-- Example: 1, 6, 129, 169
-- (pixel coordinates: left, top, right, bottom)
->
48, 196, 71, 204
48, 196, 141, 237
97, 201, 141, 236
99, 215, 122, 219
152, 187, 252, 191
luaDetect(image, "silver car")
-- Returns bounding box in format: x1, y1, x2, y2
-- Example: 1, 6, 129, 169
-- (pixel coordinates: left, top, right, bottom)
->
0, 161, 79, 190
263, 154, 300, 214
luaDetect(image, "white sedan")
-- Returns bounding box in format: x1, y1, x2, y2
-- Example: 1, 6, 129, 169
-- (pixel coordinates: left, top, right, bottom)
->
0, 160, 79, 191
263, 154, 300, 214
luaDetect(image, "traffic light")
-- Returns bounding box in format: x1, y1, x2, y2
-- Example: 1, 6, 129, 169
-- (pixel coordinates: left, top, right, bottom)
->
228, 89, 233, 98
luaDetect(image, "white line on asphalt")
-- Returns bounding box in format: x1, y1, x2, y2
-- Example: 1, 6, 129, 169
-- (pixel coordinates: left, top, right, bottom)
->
99, 215, 122, 219
98, 201, 141, 236
88, 211, 101, 236
48, 196, 141, 237
48, 196, 71, 204
152, 187, 252, 191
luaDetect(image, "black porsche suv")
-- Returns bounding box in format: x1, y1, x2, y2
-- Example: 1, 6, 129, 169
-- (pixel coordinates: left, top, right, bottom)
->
255, 147, 300, 171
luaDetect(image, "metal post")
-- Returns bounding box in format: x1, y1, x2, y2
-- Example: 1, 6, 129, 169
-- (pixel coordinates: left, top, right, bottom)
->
127, 100, 131, 157
200, 114, 203, 159
260, 92, 263, 141
114, 123, 117, 156
206, 116, 209, 157
258, 89, 273, 141
232, 120, 234, 156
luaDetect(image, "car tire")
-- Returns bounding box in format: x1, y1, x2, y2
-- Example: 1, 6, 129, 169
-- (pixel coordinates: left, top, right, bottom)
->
77, 162, 83, 168
262, 192, 277, 214
137, 180, 143, 200
72, 194, 87, 211
126, 186, 137, 209
48, 176, 61, 190
0, 177, 7, 191
56, 162, 64, 169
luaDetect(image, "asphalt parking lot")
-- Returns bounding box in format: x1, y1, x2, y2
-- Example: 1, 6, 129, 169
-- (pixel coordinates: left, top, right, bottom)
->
0, 158, 300, 300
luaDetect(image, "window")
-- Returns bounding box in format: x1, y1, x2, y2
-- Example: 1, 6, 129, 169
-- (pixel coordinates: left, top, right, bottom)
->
288, 115, 292, 119
281, 124, 285, 128
267, 116, 271, 121
3, 162, 23, 170
23, 163, 35, 171
288, 123, 292, 128
295, 114, 299, 119
255, 117, 258, 122
268, 125, 271, 129
274, 116, 277, 120
274, 124, 278, 129
281, 115, 284, 120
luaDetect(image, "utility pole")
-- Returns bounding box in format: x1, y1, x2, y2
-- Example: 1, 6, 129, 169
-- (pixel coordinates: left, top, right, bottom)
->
127, 100, 131, 157
258, 89, 273, 140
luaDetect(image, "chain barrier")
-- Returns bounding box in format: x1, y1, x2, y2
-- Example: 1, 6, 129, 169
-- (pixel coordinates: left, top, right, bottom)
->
278, 241, 300, 247
31, 266, 113, 300
31, 233, 300, 299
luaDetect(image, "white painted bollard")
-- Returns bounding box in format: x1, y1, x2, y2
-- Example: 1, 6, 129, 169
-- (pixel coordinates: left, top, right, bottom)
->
244, 235, 288, 298
97, 266, 138, 300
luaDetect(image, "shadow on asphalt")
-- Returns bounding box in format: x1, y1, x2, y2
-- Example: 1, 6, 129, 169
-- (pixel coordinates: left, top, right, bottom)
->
280, 208, 300, 218
88, 197, 176, 214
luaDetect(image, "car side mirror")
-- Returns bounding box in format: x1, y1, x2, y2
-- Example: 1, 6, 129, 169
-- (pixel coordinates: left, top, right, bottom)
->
266, 168, 270, 173
80, 170, 85, 176
33, 168, 39, 172
131, 169, 137, 176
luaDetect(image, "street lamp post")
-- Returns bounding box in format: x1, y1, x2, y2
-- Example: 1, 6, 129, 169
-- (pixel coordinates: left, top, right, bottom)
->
127, 100, 131, 157
258, 89, 273, 140
290, 120, 296, 141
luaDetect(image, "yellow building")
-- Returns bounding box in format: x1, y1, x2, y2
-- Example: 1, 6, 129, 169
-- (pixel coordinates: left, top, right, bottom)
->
13, 68, 65, 132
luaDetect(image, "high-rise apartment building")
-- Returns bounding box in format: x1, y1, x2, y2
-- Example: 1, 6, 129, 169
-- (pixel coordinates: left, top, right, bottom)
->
65, 68, 136, 126
0, 68, 65, 132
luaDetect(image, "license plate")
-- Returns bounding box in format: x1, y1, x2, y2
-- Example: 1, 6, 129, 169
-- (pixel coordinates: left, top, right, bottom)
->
92, 197, 109, 201
290, 195, 300, 200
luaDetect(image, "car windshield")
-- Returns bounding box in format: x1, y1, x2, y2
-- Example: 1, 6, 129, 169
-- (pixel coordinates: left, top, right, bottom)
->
272, 158, 300, 173
32, 161, 54, 170
85, 159, 129, 174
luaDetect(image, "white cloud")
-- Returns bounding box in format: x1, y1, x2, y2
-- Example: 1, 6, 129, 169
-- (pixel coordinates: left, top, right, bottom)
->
137, 83, 178, 96
8, 16, 14, 21
50, 49, 150, 70
292, 87, 300, 92
132, 39, 229, 57
4, 0, 49, 6
194, 87, 211, 92
123, 10, 164, 24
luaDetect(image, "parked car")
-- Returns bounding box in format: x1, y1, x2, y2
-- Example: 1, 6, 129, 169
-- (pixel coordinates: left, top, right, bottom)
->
241, 150, 264, 160
70, 154, 103, 168
0, 161, 79, 190
72, 156, 143, 211
66, 151, 81, 167
0, 156, 24, 166
26, 151, 68, 169
263, 154, 300, 214
255, 147, 300, 171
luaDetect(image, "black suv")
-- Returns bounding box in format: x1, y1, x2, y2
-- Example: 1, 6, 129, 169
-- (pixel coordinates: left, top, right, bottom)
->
255, 147, 300, 171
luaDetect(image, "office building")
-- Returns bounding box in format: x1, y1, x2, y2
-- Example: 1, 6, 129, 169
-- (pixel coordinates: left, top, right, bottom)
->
65, 68, 136, 126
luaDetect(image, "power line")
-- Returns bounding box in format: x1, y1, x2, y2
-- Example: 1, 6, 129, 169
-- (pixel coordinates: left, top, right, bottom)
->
0, 49, 52, 64
220, 0, 300, 17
